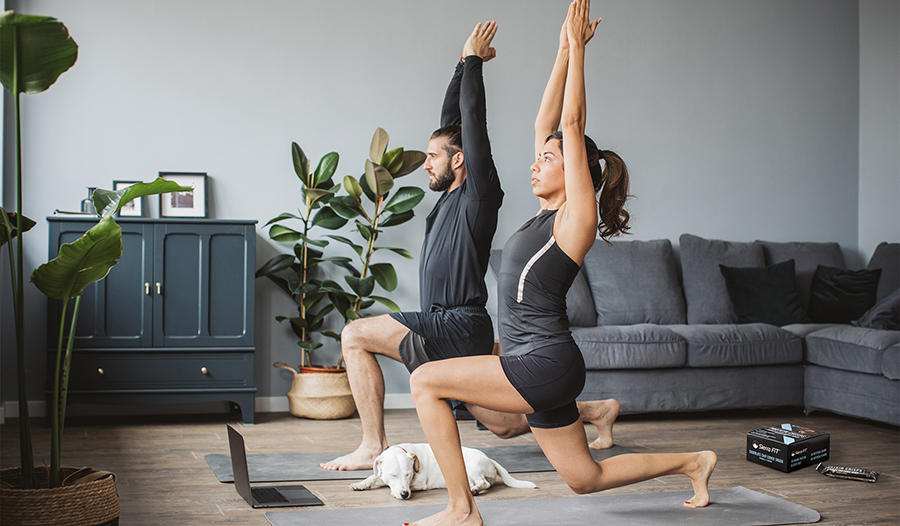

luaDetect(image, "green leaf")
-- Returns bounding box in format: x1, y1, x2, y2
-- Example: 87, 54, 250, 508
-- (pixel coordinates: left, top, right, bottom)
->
359, 174, 377, 203
93, 178, 189, 218
255, 254, 294, 278
394, 150, 427, 178
375, 246, 415, 259
292, 142, 309, 184
269, 224, 303, 243
369, 127, 389, 163
329, 196, 363, 219
314, 152, 339, 187
369, 263, 398, 292
311, 207, 349, 230
303, 187, 334, 207
381, 147, 405, 174
30, 216, 121, 300
384, 186, 425, 214
370, 295, 401, 312
345, 308, 360, 321
355, 220, 376, 242
0, 12, 78, 96
264, 212, 303, 227
320, 330, 341, 342
345, 275, 375, 298
343, 175, 362, 200
302, 291, 327, 311
298, 341, 324, 352
0, 208, 36, 247
309, 303, 335, 327
380, 210, 415, 227
365, 160, 394, 196
325, 235, 364, 258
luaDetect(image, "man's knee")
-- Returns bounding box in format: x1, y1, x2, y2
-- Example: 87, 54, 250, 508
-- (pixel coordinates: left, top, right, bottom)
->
409, 362, 439, 399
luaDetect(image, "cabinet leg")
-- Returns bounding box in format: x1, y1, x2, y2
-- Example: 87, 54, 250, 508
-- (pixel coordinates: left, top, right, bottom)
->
233, 395, 255, 424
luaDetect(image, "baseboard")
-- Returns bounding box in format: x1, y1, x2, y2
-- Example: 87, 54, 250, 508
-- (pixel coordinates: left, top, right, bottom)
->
0, 394, 415, 421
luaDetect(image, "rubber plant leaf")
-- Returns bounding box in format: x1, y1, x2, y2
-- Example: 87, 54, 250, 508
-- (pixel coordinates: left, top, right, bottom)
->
369, 127, 389, 163
384, 186, 425, 214
0, 208, 36, 247
329, 196, 363, 220
255, 254, 294, 278
30, 215, 121, 300
0, 12, 78, 95
369, 262, 398, 292
264, 212, 303, 227
365, 159, 394, 196
393, 151, 427, 178
375, 246, 415, 259
381, 147, 405, 174
311, 207, 349, 230
370, 295, 401, 312
343, 175, 363, 200
380, 210, 415, 227
292, 142, 309, 183
313, 152, 339, 187
269, 224, 303, 243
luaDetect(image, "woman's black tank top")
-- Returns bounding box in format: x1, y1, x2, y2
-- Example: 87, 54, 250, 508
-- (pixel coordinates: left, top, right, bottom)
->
497, 209, 581, 356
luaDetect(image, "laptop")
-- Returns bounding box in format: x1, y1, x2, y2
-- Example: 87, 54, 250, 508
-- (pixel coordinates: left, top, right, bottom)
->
226, 424, 324, 508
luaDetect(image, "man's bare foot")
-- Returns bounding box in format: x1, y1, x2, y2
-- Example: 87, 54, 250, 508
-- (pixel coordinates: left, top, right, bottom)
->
406, 502, 482, 526
684, 450, 717, 508
579, 399, 620, 449
320, 443, 384, 471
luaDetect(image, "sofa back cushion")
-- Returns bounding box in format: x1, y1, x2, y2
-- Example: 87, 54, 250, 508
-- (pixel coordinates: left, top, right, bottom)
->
489, 249, 596, 327
679, 234, 765, 324
582, 239, 686, 325
759, 240, 845, 307
867, 242, 900, 303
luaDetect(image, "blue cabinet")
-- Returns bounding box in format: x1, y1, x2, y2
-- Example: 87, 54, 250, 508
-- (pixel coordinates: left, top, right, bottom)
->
47, 218, 257, 423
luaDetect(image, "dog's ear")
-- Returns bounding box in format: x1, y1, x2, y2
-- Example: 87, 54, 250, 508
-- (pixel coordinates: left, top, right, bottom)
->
373, 457, 383, 476
410, 453, 420, 473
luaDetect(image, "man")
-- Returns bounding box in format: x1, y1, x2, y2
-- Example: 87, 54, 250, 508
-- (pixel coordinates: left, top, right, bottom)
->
322, 21, 618, 471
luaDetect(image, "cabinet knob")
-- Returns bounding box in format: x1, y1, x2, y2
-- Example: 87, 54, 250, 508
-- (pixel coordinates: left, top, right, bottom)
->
97, 368, 104, 375
145, 283, 150, 295
156, 282, 162, 295
201, 367, 209, 375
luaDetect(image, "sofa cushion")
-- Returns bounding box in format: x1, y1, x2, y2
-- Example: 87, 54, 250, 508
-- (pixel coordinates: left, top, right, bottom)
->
667, 323, 802, 367
490, 249, 596, 328
719, 259, 811, 326
867, 242, 900, 303
882, 343, 900, 380
807, 266, 881, 324
805, 326, 900, 375
759, 240, 846, 307
582, 239, 685, 326
679, 234, 765, 324
853, 289, 900, 331
572, 325, 686, 369
780, 323, 842, 339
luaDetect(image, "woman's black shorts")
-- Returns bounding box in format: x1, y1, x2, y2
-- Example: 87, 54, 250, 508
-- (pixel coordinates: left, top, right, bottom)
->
499, 341, 586, 429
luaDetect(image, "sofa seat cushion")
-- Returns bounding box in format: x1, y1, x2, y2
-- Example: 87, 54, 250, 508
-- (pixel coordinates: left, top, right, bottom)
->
882, 344, 900, 380
582, 239, 686, 325
572, 325, 686, 370
781, 323, 843, 339
805, 326, 900, 375
667, 324, 802, 367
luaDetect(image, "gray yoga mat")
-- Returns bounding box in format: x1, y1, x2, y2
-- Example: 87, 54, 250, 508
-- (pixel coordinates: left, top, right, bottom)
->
206, 444, 633, 483
265, 486, 820, 526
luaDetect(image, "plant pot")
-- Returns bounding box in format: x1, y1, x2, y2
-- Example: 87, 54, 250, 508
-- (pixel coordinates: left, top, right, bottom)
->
0, 466, 119, 526
274, 362, 356, 420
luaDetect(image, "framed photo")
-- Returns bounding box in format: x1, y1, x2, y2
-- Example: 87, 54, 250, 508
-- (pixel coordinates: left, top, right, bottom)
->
159, 172, 208, 218
113, 180, 143, 217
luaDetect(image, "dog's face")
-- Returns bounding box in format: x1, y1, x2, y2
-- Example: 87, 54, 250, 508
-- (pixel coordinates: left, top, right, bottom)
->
374, 446, 419, 500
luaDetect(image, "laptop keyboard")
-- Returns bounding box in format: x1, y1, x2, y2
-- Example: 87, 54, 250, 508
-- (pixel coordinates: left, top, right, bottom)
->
251, 487, 289, 504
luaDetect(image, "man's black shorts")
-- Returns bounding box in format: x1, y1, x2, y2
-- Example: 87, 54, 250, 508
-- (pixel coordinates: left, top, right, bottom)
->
390, 304, 494, 373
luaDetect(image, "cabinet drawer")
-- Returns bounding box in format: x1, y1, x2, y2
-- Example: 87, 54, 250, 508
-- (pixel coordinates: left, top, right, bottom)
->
66, 352, 254, 391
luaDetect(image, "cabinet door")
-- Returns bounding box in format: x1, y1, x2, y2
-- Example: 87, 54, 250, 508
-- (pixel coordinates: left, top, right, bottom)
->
152, 223, 254, 347
49, 221, 154, 348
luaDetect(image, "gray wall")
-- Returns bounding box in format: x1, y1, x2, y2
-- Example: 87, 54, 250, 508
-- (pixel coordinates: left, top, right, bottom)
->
1, 0, 896, 414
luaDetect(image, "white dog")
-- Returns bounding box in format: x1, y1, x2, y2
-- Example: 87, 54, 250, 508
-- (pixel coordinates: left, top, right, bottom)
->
350, 443, 537, 500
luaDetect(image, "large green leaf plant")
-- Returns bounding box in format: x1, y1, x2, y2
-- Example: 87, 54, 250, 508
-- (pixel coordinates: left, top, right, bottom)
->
0, 10, 78, 490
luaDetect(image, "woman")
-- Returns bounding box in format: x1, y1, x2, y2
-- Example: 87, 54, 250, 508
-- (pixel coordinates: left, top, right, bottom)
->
407, 2, 716, 525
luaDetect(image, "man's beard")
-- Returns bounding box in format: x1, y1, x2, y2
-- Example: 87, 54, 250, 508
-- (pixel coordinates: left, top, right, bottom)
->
429, 164, 455, 192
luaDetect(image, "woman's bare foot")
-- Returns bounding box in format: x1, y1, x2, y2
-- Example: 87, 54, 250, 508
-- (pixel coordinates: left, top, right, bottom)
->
406, 502, 483, 526
683, 450, 717, 508
578, 399, 620, 449
320, 442, 384, 471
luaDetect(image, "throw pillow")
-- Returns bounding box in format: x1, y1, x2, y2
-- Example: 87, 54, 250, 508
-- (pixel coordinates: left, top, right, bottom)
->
867, 242, 900, 303
807, 265, 882, 324
719, 259, 811, 326
758, 240, 845, 308
852, 289, 900, 331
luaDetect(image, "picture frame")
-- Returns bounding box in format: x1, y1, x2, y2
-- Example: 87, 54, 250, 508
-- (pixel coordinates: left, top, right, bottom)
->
113, 180, 143, 217
159, 172, 208, 218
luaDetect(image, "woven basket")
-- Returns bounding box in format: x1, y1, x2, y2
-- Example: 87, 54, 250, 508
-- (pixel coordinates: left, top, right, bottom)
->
274, 362, 357, 419
0, 466, 119, 526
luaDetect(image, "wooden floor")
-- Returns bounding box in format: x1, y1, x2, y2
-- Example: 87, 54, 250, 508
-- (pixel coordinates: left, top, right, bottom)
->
1, 407, 898, 525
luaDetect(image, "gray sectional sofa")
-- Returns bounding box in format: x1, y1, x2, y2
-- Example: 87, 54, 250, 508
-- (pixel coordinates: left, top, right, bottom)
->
487, 236, 900, 426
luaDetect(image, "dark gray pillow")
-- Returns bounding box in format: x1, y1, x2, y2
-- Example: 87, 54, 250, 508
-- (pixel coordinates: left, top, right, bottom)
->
852, 288, 899, 331
867, 242, 900, 303
488, 248, 595, 327
680, 234, 765, 324
582, 239, 686, 325
759, 240, 845, 308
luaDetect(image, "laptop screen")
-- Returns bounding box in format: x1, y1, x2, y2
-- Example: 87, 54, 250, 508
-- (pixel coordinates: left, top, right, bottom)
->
226, 424, 253, 505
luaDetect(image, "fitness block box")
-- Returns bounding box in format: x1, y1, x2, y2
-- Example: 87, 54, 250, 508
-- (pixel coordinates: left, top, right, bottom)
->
746, 424, 829, 473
